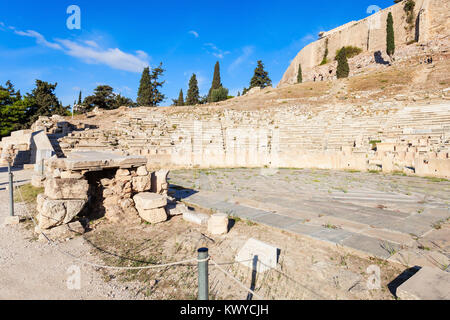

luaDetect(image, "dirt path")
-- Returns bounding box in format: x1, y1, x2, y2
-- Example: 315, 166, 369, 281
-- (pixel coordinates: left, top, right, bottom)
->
0, 167, 141, 300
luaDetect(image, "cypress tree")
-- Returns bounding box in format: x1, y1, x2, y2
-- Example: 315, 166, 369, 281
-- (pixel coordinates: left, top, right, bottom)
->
137, 67, 152, 106
186, 74, 200, 105
250, 60, 272, 89
78, 91, 82, 105
177, 89, 184, 106
208, 61, 224, 102
336, 47, 350, 79
297, 64, 303, 83
386, 12, 395, 58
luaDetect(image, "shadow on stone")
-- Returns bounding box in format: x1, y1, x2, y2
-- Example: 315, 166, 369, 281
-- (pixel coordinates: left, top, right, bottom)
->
374, 51, 390, 65
388, 266, 421, 297
169, 184, 198, 200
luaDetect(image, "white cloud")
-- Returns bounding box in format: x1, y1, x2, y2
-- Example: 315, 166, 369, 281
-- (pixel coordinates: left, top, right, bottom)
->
228, 46, 254, 72
204, 43, 230, 59
84, 40, 99, 48
14, 29, 63, 50
6, 25, 150, 73
188, 30, 199, 38
55, 38, 149, 72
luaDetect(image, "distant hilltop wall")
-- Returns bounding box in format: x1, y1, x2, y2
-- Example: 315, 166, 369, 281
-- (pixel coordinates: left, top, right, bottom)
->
278, 0, 449, 86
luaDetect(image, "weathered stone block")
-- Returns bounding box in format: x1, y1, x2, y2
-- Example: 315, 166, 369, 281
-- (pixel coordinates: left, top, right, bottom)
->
134, 192, 167, 210
3, 216, 21, 225
44, 178, 89, 200
235, 238, 279, 273
396, 266, 450, 300
165, 203, 188, 216
138, 207, 167, 224
37, 196, 86, 229
182, 210, 210, 225
207, 213, 229, 235
31, 175, 45, 188
60, 171, 84, 179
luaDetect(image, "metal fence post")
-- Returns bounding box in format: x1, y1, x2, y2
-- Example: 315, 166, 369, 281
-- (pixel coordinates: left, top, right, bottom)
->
41, 158, 44, 176
8, 161, 14, 217
197, 247, 209, 300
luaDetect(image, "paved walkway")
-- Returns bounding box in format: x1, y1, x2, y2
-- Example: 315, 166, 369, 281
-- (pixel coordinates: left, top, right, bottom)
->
169, 168, 450, 268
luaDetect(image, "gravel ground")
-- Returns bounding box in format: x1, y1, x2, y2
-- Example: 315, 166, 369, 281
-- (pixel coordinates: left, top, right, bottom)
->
0, 167, 142, 300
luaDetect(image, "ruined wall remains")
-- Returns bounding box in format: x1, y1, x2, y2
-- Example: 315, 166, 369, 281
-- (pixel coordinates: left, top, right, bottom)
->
58, 102, 450, 179
278, 0, 449, 86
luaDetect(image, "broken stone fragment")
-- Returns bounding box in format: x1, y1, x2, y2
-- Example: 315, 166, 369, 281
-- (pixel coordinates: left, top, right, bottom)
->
182, 210, 210, 225
37, 195, 86, 229
116, 168, 130, 177
44, 178, 89, 200
132, 175, 151, 192
165, 202, 188, 216
36, 221, 85, 242
136, 166, 148, 176
138, 207, 167, 224
133, 192, 167, 210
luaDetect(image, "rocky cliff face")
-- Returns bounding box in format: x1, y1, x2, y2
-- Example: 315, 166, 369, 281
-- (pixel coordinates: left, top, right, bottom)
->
278, 0, 449, 86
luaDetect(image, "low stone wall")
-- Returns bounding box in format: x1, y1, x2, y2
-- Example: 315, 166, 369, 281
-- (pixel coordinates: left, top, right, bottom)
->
35, 152, 172, 239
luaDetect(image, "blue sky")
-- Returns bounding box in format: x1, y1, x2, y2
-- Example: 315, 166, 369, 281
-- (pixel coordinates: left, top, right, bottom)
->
0, 0, 394, 106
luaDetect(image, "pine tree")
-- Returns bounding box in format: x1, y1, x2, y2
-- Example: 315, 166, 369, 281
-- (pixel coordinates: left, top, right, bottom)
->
386, 12, 395, 59
25, 80, 69, 124
137, 67, 152, 106
137, 64, 166, 106
186, 74, 200, 105
208, 61, 222, 102
149, 62, 166, 106
297, 64, 303, 83
83, 85, 116, 110
336, 47, 350, 79
250, 60, 272, 89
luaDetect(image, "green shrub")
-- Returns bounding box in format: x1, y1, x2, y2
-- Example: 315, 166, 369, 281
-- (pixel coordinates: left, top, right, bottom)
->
335, 46, 363, 60
209, 87, 229, 102
336, 47, 350, 79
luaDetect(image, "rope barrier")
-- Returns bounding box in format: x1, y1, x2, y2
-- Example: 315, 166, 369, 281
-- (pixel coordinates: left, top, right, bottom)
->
209, 258, 264, 300
14, 183, 327, 298
15, 184, 204, 270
